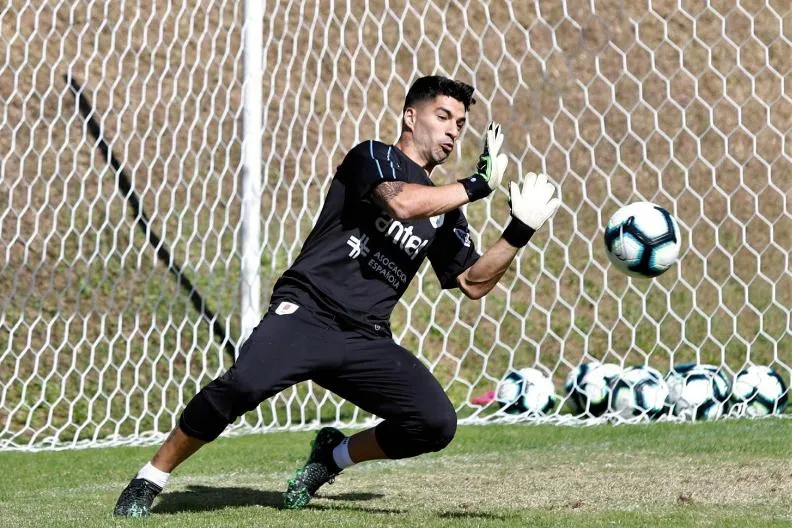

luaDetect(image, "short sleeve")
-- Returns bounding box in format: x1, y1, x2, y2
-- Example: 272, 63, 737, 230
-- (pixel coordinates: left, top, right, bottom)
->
341, 140, 408, 200
427, 210, 480, 289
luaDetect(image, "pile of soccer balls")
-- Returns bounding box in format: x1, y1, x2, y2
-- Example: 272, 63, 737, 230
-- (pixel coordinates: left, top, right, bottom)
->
488, 201, 789, 420
493, 362, 788, 420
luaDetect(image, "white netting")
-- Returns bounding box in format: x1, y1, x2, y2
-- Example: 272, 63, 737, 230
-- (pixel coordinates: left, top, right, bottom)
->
1, 0, 790, 450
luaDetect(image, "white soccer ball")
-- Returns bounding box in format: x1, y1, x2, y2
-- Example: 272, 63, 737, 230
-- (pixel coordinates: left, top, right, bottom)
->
729, 365, 788, 417
604, 201, 681, 278
609, 366, 669, 419
565, 361, 622, 417
495, 367, 557, 415
665, 363, 730, 421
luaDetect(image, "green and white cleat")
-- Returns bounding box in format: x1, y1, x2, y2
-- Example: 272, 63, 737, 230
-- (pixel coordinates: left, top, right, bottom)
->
283, 427, 346, 509
113, 478, 162, 517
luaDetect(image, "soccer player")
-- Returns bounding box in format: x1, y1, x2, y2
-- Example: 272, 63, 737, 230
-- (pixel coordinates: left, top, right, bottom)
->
113, 75, 561, 517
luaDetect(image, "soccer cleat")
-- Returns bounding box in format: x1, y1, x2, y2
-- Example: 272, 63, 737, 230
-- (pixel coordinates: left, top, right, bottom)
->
112, 477, 162, 517
283, 426, 346, 509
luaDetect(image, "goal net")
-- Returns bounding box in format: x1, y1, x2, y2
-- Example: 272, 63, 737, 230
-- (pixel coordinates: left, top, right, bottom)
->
2, 0, 789, 450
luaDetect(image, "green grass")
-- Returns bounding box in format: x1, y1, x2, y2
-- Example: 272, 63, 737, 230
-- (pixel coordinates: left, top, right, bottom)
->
2, 420, 791, 527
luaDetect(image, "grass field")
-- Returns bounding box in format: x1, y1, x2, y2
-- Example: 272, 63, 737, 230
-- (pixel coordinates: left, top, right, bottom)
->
2, 420, 791, 527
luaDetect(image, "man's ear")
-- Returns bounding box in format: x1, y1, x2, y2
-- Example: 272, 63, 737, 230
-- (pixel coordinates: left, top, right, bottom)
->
403, 106, 416, 132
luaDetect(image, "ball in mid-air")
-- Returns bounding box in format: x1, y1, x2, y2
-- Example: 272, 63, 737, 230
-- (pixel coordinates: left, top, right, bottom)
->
565, 361, 622, 417
604, 202, 681, 278
495, 367, 557, 415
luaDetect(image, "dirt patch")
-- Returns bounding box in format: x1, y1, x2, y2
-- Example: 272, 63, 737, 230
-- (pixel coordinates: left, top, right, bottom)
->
307, 451, 792, 513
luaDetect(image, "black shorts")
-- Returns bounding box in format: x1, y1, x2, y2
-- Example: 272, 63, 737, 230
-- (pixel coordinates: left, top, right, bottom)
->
190, 299, 456, 456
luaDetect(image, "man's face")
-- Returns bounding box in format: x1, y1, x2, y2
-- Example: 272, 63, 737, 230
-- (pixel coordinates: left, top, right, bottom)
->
406, 96, 467, 166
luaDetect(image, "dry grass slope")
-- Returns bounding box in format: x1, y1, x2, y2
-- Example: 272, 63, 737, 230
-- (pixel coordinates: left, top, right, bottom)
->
0, 0, 789, 445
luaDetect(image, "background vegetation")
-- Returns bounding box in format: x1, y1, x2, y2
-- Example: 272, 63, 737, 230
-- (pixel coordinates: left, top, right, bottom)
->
1, 0, 789, 447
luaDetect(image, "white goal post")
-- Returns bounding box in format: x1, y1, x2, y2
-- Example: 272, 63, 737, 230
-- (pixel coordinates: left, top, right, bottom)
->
1, 0, 789, 450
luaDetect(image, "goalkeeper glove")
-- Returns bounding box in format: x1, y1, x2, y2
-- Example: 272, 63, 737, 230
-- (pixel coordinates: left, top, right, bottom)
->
503, 172, 562, 248
459, 122, 508, 202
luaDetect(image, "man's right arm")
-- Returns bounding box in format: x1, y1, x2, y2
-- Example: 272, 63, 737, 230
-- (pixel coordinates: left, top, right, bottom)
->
371, 181, 469, 221
372, 122, 509, 221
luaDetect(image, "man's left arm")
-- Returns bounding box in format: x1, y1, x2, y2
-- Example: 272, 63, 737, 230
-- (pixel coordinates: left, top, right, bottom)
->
457, 172, 562, 300
456, 238, 519, 300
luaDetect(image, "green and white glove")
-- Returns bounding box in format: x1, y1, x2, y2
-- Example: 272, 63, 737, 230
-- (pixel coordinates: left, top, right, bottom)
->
459, 122, 509, 202
503, 172, 562, 248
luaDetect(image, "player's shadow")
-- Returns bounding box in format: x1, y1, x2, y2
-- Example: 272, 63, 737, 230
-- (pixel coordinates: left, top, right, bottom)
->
152, 485, 385, 514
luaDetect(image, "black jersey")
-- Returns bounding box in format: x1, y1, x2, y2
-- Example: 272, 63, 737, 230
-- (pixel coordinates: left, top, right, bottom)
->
271, 140, 480, 338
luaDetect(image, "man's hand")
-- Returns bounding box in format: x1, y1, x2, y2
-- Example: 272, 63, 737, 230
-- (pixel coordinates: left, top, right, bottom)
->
459, 122, 508, 202
503, 172, 562, 248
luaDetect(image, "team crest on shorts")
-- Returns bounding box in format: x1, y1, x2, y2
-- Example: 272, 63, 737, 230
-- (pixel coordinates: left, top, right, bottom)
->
275, 301, 300, 315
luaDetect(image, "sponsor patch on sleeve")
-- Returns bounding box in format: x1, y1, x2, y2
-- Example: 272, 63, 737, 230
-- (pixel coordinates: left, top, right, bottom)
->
454, 227, 471, 247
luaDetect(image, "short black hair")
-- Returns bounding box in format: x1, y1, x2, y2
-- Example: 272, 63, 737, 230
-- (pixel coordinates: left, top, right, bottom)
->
403, 75, 476, 112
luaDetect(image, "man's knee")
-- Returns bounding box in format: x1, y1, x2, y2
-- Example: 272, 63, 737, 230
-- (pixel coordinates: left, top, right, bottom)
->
376, 403, 458, 458
420, 407, 458, 452
179, 374, 265, 442
179, 391, 229, 442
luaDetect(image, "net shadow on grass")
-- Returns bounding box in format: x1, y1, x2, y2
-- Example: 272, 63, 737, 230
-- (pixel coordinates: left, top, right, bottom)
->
309, 505, 511, 521
305, 503, 407, 516
315, 495, 514, 521
435, 510, 516, 521
322, 492, 386, 501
